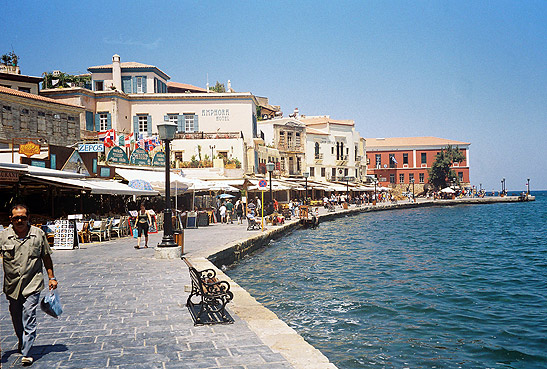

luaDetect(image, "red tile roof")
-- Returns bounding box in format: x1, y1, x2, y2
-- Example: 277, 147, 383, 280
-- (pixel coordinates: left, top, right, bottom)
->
167, 81, 207, 93
300, 116, 355, 126
366, 137, 470, 148
0, 86, 83, 109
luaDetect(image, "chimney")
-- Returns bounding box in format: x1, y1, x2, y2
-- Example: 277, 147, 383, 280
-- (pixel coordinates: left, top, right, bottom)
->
227, 80, 231, 93
112, 54, 122, 91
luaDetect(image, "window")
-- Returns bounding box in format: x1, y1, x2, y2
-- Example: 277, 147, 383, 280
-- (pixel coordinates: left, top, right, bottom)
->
95, 81, 104, 91
458, 172, 463, 182
184, 114, 194, 132
355, 145, 358, 160
331, 146, 334, 154
331, 168, 336, 178
18, 87, 31, 93
168, 114, 178, 124
136, 77, 145, 93
375, 154, 381, 168
389, 154, 396, 168
287, 132, 293, 147
421, 153, 427, 164
138, 115, 148, 133
321, 167, 326, 177
389, 174, 395, 183
99, 113, 109, 131
310, 167, 315, 177
399, 173, 405, 183
403, 153, 408, 165
3, 105, 11, 111
419, 173, 425, 183
409, 173, 415, 182
68, 116, 75, 121
314, 142, 320, 158
344, 168, 348, 177
21, 109, 29, 115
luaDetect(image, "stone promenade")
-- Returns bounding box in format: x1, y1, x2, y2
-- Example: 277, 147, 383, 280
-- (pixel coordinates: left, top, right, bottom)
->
1, 221, 294, 369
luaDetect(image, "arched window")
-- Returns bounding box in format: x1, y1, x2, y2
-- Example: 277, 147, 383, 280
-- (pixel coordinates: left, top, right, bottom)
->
314, 142, 320, 158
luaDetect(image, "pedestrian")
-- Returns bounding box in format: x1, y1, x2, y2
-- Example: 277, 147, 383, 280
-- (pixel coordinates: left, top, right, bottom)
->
225, 199, 234, 224
219, 202, 227, 223
1, 204, 58, 366
235, 200, 244, 224
136, 202, 152, 249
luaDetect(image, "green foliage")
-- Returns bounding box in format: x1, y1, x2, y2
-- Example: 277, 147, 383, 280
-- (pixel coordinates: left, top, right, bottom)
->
256, 106, 263, 121
1, 51, 18, 66
428, 145, 465, 190
210, 81, 226, 93
42, 71, 91, 89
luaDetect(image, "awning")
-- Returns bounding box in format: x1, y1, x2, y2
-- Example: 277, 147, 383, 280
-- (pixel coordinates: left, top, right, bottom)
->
27, 175, 159, 196
115, 168, 206, 193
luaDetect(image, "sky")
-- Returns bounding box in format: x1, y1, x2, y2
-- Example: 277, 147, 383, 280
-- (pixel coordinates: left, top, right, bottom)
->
1, 0, 546, 191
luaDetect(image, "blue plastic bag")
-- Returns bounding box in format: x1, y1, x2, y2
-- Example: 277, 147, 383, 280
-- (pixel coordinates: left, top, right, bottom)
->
40, 290, 63, 318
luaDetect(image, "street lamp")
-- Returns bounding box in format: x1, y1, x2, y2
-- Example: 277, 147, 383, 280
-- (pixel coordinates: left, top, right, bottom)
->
209, 145, 215, 167
411, 178, 415, 202
157, 121, 178, 248
345, 176, 350, 203
303, 171, 309, 205
527, 178, 530, 195
374, 179, 377, 205
266, 162, 275, 205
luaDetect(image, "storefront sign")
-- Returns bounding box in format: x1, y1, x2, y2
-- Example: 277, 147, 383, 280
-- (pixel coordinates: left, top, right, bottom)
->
19, 141, 41, 157
78, 143, 104, 153
107, 146, 129, 164
152, 151, 166, 167
129, 148, 151, 166
0, 169, 19, 182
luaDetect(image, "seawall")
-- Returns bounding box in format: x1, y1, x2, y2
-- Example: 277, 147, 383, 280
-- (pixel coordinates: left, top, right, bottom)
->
188, 195, 534, 369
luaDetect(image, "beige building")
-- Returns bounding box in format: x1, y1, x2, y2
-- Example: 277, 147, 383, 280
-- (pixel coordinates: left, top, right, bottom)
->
40, 55, 278, 174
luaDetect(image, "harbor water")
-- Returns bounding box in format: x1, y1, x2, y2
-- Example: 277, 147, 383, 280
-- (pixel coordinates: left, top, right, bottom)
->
227, 192, 547, 368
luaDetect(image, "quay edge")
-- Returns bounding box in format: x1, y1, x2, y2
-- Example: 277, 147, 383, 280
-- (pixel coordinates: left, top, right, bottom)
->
187, 195, 533, 369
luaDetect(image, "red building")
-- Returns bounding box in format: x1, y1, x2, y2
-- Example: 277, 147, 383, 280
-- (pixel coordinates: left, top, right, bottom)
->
366, 137, 470, 193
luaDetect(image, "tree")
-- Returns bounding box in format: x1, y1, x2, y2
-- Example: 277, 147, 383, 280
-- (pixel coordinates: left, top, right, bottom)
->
210, 81, 225, 93
428, 145, 465, 190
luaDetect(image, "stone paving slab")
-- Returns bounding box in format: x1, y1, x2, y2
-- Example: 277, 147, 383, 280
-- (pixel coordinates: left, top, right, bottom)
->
1, 224, 293, 368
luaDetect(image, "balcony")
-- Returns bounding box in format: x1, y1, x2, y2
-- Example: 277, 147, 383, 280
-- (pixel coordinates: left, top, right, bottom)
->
336, 155, 348, 166
314, 153, 323, 164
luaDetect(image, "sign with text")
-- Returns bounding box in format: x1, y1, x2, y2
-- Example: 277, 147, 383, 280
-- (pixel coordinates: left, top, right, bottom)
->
107, 146, 129, 164
152, 151, 166, 167
0, 169, 19, 182
19, 141, 40, 157
78, 143, 104, 153
129, 148, 151, 166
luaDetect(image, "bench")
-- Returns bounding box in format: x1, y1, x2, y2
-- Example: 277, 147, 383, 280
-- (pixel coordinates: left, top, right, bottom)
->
183, 258, 234, 325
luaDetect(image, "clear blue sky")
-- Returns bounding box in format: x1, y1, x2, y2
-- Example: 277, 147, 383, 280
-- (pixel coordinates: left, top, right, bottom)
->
2, 0, 545, 191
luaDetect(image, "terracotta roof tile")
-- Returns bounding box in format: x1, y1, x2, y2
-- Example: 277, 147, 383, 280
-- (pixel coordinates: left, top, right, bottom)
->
0, 86, 83, 109
300, 116, 354, 126
365, 136, 470, 148
306, 127, 329, 135
167, 81, 207, 92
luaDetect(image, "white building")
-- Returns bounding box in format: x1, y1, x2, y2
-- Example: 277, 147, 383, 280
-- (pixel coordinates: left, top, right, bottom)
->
41, 55, 276, 174
300, 115, 365, 182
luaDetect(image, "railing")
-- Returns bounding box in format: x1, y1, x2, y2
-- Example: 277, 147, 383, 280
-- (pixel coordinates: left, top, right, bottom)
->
174, 131, 243, 140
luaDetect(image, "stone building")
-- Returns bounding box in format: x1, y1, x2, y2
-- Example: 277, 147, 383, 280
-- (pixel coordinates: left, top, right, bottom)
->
0, 86, 83, 148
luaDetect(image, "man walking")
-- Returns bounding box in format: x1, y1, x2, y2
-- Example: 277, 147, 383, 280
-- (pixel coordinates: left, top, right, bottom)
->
225, 199, 234, 224
1, 204, 57, 365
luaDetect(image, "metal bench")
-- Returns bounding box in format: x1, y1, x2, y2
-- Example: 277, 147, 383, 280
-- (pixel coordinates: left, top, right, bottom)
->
183, 258, 234, 325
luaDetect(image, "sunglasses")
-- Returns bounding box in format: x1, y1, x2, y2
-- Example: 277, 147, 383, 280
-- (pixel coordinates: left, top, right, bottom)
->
11, 216, 28, 221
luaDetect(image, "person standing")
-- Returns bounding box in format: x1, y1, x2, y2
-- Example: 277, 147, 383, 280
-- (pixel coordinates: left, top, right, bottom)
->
219, 202, 227, 223
136, 203, 152, 249
235, 199, 244, 224
225, 199, 234, 224
1, 204, 57, 366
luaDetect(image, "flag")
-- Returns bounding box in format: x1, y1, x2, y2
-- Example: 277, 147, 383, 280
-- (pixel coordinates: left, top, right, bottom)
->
103, 129, 116, 148
391, 156, 398, 164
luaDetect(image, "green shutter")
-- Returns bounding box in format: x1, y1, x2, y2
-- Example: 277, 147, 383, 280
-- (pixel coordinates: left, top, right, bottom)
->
107, 113, 112, 130
132, 77, 137, 93
122, 76, 131, 93
193, 115, 199, 132
86, 111, 94, 130
133, 116, 139, 139
147, 115, 152, 135
95, 114, 100, 131
142, 76, 147, 93
177, 115, 183, 132
164, 115, 169, 122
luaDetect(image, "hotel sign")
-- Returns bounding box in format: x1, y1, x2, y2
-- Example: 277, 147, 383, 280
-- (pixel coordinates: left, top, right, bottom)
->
202, 108, 230, 122
19, 141, 41, 157
0, 169, 19, 182
78, 143, 104, 153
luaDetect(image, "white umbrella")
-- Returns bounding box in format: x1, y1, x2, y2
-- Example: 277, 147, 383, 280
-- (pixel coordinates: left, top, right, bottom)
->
441, 187, 455, 193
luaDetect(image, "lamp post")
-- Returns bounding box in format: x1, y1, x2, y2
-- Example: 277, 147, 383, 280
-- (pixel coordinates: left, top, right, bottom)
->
501, 177, 505, 195
527, 178, 530, 195
266, 162, 275, 204
411, 178, 415, 202
345, 176, 350, 203
157, 121, 178, 248
303, 171, 309, 205
209, 145, 215, 167
374, 179, 377, 205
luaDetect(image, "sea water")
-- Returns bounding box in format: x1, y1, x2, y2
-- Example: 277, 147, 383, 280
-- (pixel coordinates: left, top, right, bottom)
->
227, 192, 547, 368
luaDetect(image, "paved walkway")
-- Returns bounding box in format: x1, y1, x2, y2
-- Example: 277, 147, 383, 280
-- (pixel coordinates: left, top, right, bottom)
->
1, 221, 292, 369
